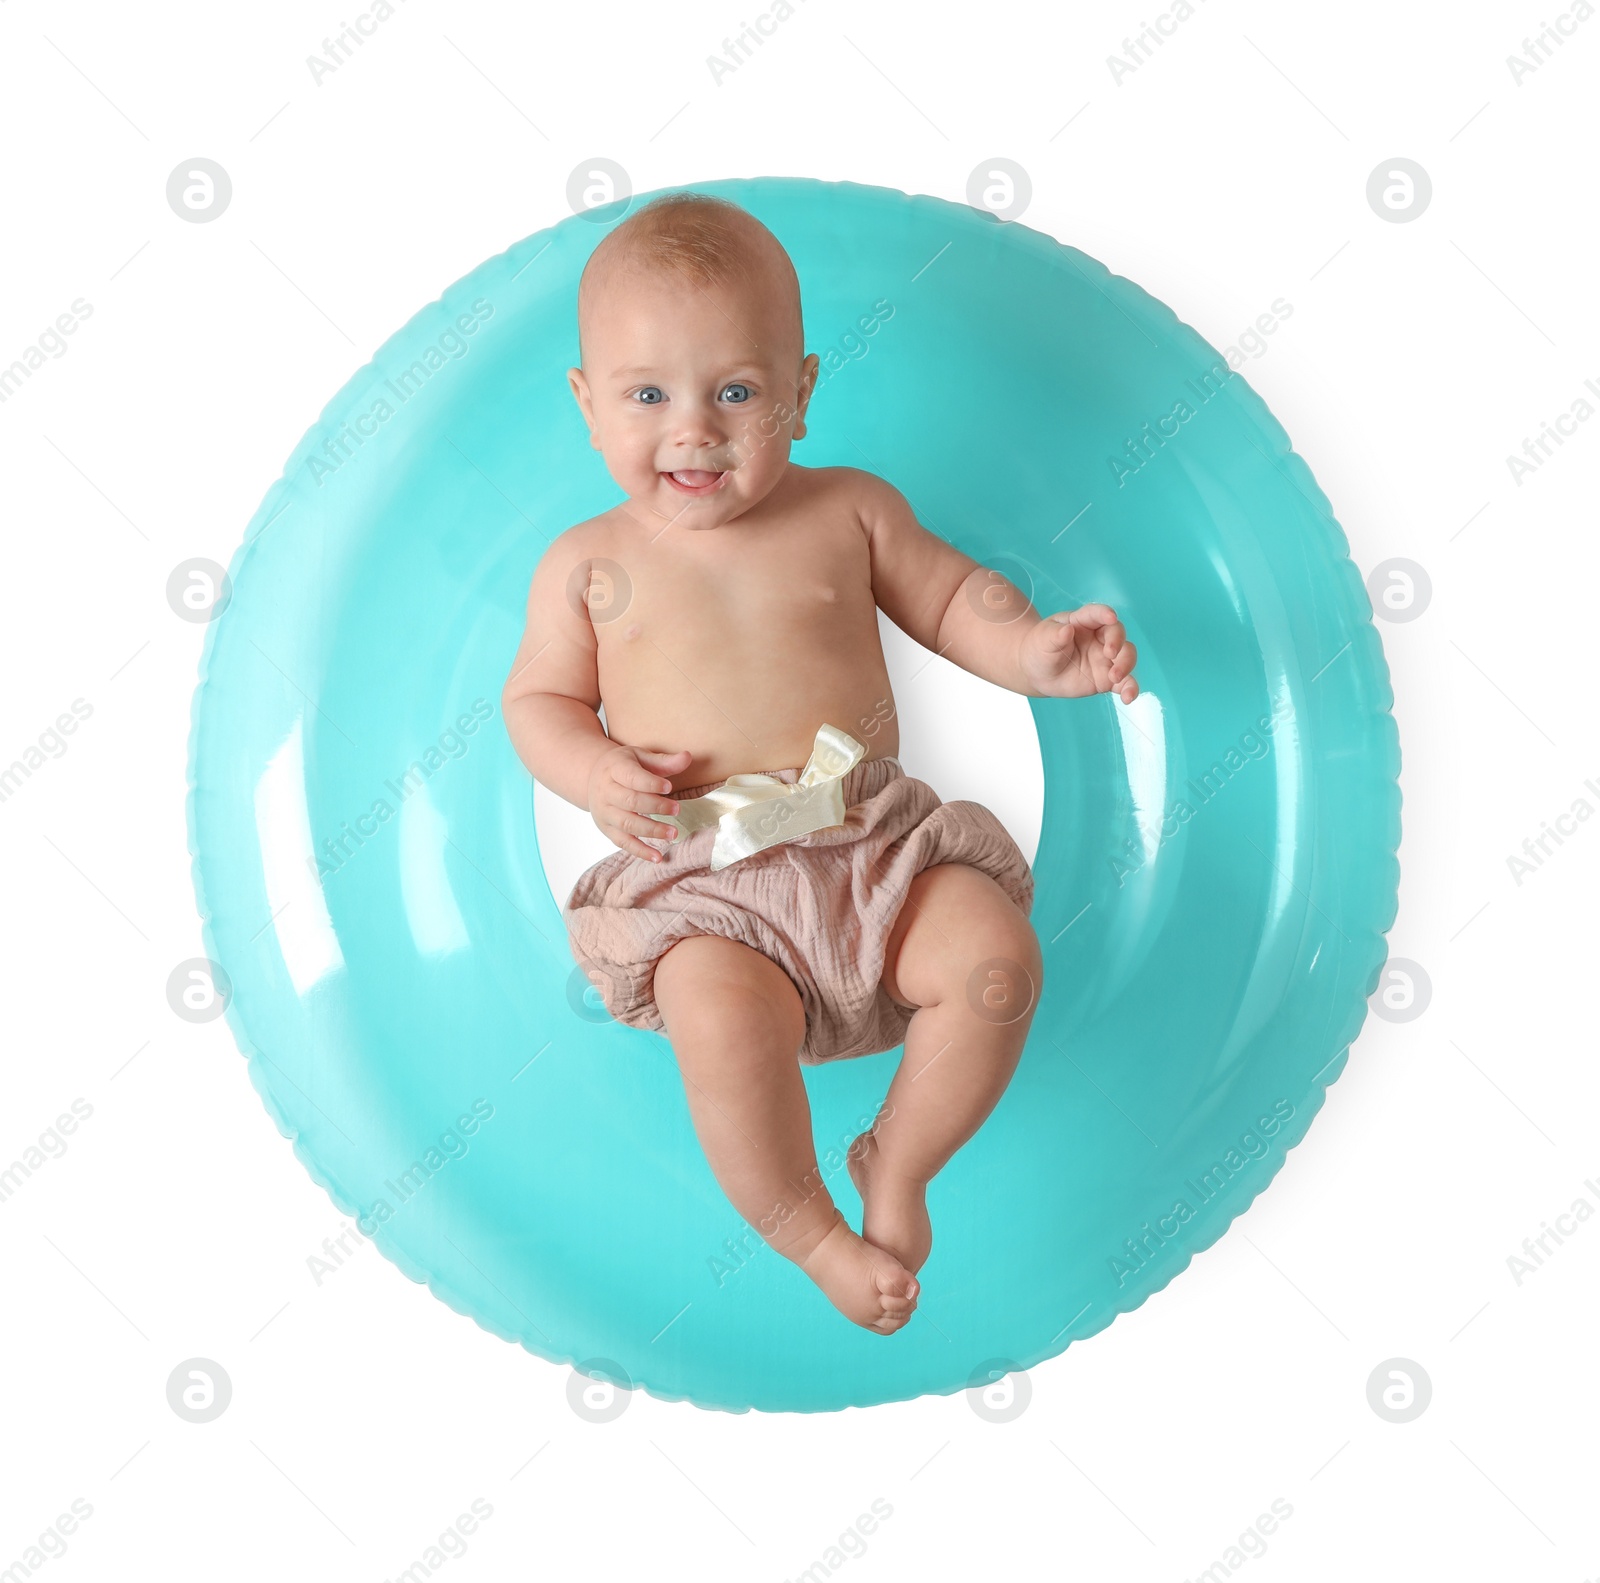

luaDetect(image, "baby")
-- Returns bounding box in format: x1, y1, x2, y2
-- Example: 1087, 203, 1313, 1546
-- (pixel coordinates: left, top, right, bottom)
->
502, 192, 1138, 1335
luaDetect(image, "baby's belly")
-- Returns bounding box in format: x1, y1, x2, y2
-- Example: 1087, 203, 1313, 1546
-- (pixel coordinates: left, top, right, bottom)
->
599, 636, 899, 787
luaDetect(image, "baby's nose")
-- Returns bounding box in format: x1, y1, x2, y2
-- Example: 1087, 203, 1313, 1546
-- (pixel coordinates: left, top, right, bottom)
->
671, 399, 727, 447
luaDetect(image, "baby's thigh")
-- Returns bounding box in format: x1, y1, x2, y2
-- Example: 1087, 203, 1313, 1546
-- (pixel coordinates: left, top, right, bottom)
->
654, 934, 805, 1056
880, 862, 1042, 1012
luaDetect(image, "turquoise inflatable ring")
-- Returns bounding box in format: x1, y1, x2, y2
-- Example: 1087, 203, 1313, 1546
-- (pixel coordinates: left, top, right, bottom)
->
187, 176, 1400, 1413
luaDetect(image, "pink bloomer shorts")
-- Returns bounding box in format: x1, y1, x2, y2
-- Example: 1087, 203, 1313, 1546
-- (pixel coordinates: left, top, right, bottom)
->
562, 755, 1034, 1065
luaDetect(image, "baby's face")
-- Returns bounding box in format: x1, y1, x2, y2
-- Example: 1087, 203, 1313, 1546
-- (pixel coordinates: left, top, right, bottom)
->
569, 267, 818, 531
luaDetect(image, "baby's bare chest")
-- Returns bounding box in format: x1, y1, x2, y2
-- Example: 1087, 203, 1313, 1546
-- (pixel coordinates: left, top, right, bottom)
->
597, 513, 876, 656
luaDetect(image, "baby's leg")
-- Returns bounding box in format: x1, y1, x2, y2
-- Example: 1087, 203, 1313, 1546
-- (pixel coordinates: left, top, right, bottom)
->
652, 934, 919, 1334
853, 863, 1044, 1272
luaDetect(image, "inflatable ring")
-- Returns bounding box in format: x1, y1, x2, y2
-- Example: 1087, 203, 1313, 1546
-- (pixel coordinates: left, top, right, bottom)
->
187, 176, 1399, 1413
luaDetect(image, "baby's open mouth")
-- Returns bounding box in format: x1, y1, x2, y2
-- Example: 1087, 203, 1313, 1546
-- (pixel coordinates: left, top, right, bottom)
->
662, 468, 727, 496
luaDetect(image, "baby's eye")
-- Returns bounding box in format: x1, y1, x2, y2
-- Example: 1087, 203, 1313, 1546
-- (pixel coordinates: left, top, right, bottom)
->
633, 386, 665, 405
720, 383, 752, 404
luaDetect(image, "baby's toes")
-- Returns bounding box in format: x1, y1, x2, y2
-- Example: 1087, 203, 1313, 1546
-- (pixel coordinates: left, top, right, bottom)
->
874, 1263, 920, 1313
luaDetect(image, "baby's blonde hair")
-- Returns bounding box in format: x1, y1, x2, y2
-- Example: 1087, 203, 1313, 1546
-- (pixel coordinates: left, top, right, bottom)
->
577, 192, 803, 355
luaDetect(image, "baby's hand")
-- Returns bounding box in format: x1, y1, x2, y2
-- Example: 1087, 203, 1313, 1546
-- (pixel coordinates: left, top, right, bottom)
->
1020, 603, 1139, 704
588, 745, 692, 862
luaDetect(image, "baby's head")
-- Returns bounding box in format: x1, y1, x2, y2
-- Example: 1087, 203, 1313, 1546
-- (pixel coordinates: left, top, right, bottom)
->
568, 192, 819, 530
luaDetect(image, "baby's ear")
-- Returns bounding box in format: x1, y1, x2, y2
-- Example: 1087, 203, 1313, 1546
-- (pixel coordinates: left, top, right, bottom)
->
791, 353, 821, 440
567, 367, 599, 445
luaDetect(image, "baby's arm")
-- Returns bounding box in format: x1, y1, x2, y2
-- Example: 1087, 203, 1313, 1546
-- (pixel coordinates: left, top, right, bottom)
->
858, 473, 1139, 704
501, 538, 688, 861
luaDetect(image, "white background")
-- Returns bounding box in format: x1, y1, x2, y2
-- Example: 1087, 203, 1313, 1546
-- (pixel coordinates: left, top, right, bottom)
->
3, 1, 1597, 1579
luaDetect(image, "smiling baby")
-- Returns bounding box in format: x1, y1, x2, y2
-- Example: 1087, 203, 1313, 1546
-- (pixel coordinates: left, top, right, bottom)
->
502, 192, 1138, 1334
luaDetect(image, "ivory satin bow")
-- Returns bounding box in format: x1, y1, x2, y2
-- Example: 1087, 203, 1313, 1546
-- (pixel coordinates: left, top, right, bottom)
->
653, 722, 869, 871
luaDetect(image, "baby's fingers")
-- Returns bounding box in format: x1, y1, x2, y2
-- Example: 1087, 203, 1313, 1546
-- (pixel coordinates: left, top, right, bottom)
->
607, 812, 677, 862
611, 758, 678, 797
618, 786, 682, 818
1069, 602, 1117, 629
627, 809, 681, 842
613, 832, 667, 862
632, 746, 693, 783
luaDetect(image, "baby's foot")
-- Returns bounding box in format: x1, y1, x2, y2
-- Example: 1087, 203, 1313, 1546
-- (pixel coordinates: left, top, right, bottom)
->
848, 1129, 933, 1274
795, 1211, 919, 1334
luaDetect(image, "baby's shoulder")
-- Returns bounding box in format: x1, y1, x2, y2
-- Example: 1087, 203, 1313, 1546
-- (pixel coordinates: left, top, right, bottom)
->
522, 510, 633, 619
787, 463, 903, 516
536, 505, 626, 569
